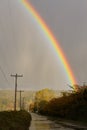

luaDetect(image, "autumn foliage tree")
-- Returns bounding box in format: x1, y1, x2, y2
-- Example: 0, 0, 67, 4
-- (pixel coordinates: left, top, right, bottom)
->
33, 88, 56, 113
44, 88, 87, 121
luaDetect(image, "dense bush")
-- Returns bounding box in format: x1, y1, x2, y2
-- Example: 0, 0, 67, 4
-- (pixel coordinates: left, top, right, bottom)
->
37, 88, 87, 122
0, 110, 32, 130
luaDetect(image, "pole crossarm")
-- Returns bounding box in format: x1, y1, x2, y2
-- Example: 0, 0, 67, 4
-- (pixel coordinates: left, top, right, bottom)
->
11, 74, 23, 77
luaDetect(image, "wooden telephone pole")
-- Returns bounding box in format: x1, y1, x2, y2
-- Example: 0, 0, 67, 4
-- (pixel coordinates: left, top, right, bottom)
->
17, 90, 24, 110
11, 74, 23, 111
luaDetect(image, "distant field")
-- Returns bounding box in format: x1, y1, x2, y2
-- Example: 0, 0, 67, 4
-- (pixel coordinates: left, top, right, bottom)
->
0, 90, 35, 111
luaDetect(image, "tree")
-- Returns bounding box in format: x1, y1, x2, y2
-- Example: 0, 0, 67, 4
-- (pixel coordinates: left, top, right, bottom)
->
34, 88, 55, 112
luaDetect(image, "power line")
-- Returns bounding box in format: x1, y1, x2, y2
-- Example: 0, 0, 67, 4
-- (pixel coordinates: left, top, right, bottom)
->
0, 1, 14, 87
0, 65, 10, 86
0, 4, 11, 81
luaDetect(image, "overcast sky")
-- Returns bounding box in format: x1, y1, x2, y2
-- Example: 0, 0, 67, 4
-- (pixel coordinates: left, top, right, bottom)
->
0, 0, 87, 90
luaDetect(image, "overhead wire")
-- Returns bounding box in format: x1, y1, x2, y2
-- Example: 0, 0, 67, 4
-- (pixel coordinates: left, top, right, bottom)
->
0, 65, 10, 86
0, 15, 10, 86
0, 0, 15, 87
7, 0, 25, 88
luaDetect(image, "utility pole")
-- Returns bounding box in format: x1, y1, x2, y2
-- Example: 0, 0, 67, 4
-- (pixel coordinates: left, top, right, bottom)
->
22, 97, 25, 110
17, 90, 24, 110
11, 74, 23, 111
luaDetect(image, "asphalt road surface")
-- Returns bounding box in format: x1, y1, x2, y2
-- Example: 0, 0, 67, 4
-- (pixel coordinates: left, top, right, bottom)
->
29, 113, 87, 130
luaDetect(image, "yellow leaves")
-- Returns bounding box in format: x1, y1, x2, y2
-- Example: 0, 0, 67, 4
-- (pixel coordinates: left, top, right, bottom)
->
35, 88, 55, 102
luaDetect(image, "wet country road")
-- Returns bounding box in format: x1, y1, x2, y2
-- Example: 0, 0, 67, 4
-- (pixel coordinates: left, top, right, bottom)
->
29, 113, 87, 130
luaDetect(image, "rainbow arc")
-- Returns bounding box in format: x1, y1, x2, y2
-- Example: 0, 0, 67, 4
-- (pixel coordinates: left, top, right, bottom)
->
21, 0, 77, 89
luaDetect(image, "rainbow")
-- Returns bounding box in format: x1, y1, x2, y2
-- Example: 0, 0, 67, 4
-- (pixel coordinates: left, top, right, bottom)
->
21, 0, 77, 88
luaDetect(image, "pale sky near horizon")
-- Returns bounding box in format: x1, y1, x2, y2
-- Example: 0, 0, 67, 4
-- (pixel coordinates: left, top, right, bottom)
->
0, 0, 87, 90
